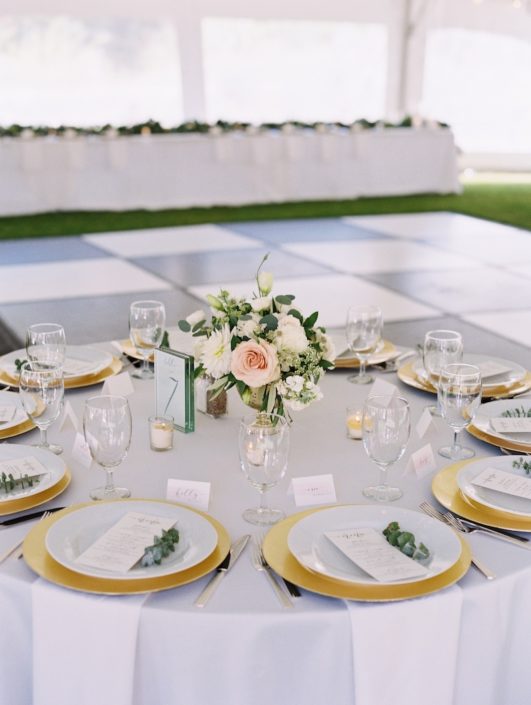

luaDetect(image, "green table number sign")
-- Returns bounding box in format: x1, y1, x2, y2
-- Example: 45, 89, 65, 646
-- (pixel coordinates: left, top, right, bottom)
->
154, 348, 194, 433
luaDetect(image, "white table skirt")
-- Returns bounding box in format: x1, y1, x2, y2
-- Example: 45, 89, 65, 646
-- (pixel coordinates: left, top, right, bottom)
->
0, 346, 528, 705
0, 128, 460, 215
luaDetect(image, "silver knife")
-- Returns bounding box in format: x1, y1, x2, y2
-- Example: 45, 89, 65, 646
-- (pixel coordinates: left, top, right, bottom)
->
195, 534, 250, 608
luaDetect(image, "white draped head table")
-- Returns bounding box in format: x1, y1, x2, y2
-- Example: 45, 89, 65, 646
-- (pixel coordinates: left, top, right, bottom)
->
0, 341, 529, 705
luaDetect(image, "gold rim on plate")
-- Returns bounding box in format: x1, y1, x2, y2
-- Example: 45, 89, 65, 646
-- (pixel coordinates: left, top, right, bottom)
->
262, 507, 471, 602
333, 340, 397, 369
467, 423, 531, 454
397, 361, 531, 400
0, 415, 35, 440
23, 499, 231, 595
432, 460, 531, 531
0, 469, 71, 517
0, 357, 123, 390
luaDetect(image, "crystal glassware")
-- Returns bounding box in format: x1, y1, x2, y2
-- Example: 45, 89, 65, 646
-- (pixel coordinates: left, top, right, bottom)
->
423, 330, 463, 416
438, 363, 482, 460
129, 300, 166, 379
83, 395, 132, 500
345, 305, 383, 384
239, 412, 289, 525
19, 362, 64, 455
25, 323, 66, 369
362, 395, 410, 502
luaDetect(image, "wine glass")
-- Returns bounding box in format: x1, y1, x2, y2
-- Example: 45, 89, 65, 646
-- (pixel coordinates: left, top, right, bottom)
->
25, 323, 66, 369
362, 395, 410, 502
129, 300, 166, 379
83, 395, 132, 500
239, 412, 289, 525
19, 362, 64, 455
438, 363, 482, 460
346, 305, 383, 384
423, 330, 463, 416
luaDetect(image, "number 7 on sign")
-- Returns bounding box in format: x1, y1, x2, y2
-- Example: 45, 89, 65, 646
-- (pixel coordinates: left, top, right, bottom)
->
164, 377, 179, 415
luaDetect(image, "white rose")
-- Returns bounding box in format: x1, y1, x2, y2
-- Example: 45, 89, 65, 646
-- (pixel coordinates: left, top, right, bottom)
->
275, 315, 308, 353
257, 271, 273, 295
318, 331, 336, 362
236, 316, 258, 338
186, 309, 206, 327
250, 296, 272, 312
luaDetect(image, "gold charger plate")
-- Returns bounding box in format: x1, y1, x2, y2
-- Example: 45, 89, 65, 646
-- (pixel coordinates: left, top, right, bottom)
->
262, 507, 471, 602
397, 361, 531, 400
432, 460, 531, 532
0, 357, 123, 390
0, 415, 35, 440
334, 340, 396, 369
467, 422, 531, 454
23, 499, 230, 595
0, 469, 71, 517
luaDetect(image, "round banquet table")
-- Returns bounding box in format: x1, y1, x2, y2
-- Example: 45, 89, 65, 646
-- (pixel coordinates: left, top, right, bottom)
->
0, 342, 530, 705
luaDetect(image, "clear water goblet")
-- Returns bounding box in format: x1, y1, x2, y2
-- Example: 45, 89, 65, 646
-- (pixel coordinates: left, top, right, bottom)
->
346, 305, 383, 385
25, 323, 66, 369
19, 362, 64, 455
129, 300, 166, 379
423, 330, 463, 416
438, 363, 482, 460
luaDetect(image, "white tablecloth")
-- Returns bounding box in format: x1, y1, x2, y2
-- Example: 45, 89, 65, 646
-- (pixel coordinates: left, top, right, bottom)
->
0, 348, 529, 705
0, 128, 460, 215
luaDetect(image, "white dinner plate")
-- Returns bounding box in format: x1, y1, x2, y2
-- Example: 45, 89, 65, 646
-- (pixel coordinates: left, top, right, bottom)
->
0, 442, 67, 502
457, 456, 531, 518
413, 354, 525, 391
1, 346, 113, 379
473, 399, 531, 447
287, 505, 461, 585
0, 390, 30, 433
45, 501, 218, 580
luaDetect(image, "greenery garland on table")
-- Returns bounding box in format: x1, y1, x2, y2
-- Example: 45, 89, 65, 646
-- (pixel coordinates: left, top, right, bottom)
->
0, 116, 449, 139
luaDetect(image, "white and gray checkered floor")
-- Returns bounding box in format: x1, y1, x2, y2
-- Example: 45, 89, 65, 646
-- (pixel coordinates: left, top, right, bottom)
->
1, 211, 531, 364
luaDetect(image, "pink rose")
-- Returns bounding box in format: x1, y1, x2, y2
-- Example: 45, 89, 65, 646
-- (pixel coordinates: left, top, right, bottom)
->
230, 340, 280, 388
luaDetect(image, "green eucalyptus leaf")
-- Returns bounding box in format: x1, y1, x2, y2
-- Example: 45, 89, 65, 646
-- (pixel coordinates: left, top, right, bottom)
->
304, 311, 319, 328
178, 320, 191, 332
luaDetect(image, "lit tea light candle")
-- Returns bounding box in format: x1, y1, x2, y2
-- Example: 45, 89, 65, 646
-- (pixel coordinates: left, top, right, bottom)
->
149, 415, 174, 451
346, 408, 363, 440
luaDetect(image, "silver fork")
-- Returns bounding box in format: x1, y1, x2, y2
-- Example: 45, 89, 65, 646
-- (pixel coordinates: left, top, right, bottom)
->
419, 502, 496, 580
257, 532, 301, 598
251, 538, 293, 608
442, 511, 530, 550
0, 510, 51, 565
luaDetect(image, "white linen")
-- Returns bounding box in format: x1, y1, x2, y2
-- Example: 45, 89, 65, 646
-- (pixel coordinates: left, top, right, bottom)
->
346, 586, 463, 705
0, 128, 460, 215
32, 578, 147, 705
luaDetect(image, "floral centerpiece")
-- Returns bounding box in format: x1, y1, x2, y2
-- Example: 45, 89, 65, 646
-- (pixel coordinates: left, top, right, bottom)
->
178, 255, 335, 417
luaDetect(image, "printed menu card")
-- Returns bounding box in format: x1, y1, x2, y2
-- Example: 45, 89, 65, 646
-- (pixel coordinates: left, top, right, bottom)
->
0, 405, 16, 424
490, 418, 531, 434
325, 528, 428, 582
0, 455, 48, 480
75, 512, 177, 573
472, 467, 531, 501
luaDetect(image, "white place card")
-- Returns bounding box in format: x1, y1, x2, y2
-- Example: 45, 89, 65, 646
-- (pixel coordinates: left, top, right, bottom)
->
289, 474, 337, 507
166, 479, 211, 511
59, 400, 80, 433
416, 407, 435, 439
0, 404, 16, 424
490, 417, 531, 434
478, 360, 513, 379
102, 371, 135, 397
71, 432, 93, 468
404, 443, 437, 479
75, 511, 177, 573
0, 455, 47, 479
325, 527, 428, 582
368, 377, 398, 402
472, 467, 531, 501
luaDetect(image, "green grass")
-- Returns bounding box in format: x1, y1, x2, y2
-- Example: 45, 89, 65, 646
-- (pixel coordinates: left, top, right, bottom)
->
0, 183, 529, 240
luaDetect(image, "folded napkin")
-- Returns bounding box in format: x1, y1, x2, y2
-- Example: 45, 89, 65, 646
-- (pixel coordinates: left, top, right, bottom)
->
345, 585, 463, 705
32, 578, 148, 705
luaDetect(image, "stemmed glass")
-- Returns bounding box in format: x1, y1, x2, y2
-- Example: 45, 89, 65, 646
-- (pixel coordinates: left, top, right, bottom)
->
438, 363, 482, 460
25, 323, 66, 369
423, 330, 463, 416
346, 305, 383, 384
83, 395, 132, 500
362, 395, 410, 502
19, 362, 64, 454
239, 412, 289, 525
129, 300, 166, 379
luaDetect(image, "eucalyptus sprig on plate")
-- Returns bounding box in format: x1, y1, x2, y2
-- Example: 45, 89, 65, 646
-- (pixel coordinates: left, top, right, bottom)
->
502, 406, 531, 418
383, 521, 431, 562
512, 458, 531, 475
0, 471, 41, 495
141, 527, 180, 567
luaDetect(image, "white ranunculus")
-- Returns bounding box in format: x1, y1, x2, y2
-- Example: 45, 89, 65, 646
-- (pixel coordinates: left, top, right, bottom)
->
236, 316, 259, 338
257, 271, 274, 295
250, 296, 272, 312
186, 309, 206, 327
200, 325, 232, 379
275, 315, 308, 353
284, 375, 304, 393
